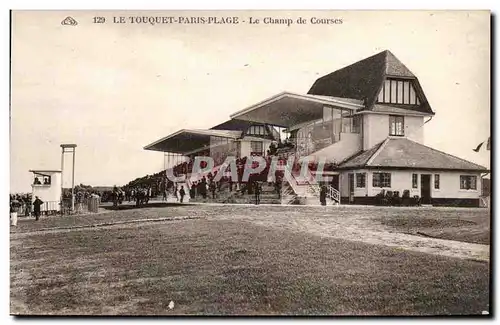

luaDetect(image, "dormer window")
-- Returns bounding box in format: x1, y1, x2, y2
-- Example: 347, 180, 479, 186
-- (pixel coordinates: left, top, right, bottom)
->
377, 79, 421, 105
247, 125, 267, 136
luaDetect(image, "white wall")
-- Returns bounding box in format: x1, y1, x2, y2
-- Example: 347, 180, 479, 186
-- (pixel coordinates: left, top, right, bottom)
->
239, 138, 272, 157
363, 114, 388, 150
432, 172, 482, 199
341, 169, 481, 199
32, 172, 62, 210
308, 133, 362, 164
340, 172, 349, 197
362, 113, 425, 150
240, 140, 251, 157
340, 169, 370, 197
404, 116, 424, 143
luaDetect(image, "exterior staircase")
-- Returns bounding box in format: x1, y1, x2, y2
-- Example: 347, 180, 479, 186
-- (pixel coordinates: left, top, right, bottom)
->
179, 153, 342, 206
280, 166, 340, 206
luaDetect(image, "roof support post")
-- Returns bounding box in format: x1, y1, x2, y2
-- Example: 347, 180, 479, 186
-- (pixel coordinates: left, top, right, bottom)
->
331, 106, 334, 144
340, 109, 343, 141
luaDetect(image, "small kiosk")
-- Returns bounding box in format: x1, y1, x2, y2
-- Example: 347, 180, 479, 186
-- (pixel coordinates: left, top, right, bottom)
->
30, 169, 62, 213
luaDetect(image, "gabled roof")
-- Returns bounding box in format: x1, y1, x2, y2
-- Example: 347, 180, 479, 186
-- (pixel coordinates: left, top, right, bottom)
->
338, 138, 488, 172
337, 141, 386, 168
308, 50, 434, 115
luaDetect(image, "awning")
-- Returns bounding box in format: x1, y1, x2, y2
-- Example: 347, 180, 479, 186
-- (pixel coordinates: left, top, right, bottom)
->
230, 91, 365, 128
144, 129, 242, 154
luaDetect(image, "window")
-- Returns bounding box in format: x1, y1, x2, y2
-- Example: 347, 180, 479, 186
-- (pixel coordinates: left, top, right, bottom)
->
397, 81, 404, 104
434, 174, 440, 189
389, 115, 404, 136
460, 175, 477, 190
250, 141, 263, 155
247, 125, 266, 136
412, 174, 418, 188
34, 175, 51, 185
356, 173, 366, 188
377, 79, 421, 105
373, 172, 391, 188
403, 81, 409, 104
390, 81, 397, 103
211, 136, 230, 146
384, 80, 391, 102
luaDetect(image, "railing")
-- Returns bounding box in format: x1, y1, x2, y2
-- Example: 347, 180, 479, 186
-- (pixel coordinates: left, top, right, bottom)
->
62, 196, 100, 214
14, 201, 59, 215
42, 201, 60, 212
302, 184, 340, 205
327, 186, 340, 205
280, 184, 297, 205
480, 196, 489, 208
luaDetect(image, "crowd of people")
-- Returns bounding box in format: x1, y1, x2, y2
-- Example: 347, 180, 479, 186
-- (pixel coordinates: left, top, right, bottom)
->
10, 194, 46, 221
116, 138, 338, 206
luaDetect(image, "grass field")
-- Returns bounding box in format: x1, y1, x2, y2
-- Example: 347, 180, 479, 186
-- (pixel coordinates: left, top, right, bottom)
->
10, 204, 491, 316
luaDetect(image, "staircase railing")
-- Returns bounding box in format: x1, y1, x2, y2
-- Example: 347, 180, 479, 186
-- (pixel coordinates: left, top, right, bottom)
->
280, 184, 297, 205
480, 196, 489, 208
327, 186, 340, 205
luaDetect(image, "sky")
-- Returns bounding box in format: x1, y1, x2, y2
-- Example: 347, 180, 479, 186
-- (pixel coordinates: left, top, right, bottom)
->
10, 10, 490, 193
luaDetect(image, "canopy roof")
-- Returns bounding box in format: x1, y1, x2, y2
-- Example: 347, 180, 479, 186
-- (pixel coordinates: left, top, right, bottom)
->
29, 170, 62, 173
230, 91, 364, 128
144, 129, 242, 154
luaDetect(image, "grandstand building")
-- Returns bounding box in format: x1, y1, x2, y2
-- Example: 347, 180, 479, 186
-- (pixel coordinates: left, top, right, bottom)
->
144, 50, 488, 207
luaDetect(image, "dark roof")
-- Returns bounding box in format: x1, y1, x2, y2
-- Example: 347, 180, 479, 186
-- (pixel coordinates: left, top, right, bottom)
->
337, 141, 385, 168
211, 119, 278, 140
339, 138, 488, 172
308, 50, 434, 115
371, 104, 432, 115
210, 119, 258, 131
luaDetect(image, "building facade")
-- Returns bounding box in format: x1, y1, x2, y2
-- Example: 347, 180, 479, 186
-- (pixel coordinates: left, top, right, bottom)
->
145, 50, 488, 207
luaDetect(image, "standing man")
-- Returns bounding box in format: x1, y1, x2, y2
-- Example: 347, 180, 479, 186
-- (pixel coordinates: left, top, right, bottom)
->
112, 186, 119, 208
174, 183, 179, 202
179, 186, 186, 203
275, 176, 282, 199
24, 194, 32, 217
10, 196, 21, 226
33, 196, 44, 221
254, 181, 261, 205
209, 181, 216, 200
192, 182, 198, 199
189, 184, 195, 199
201, 177, 207, 199
136, 189, 142, 207
320, 186, 327, 206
